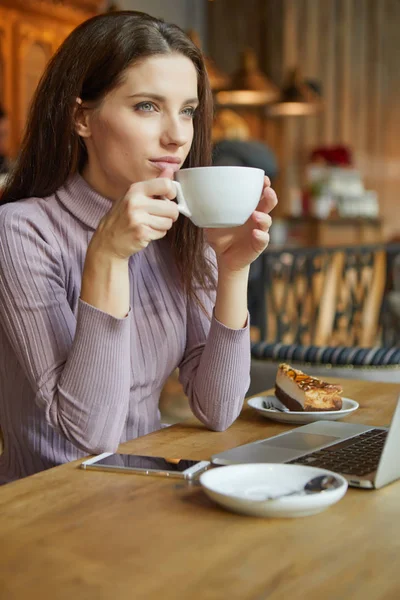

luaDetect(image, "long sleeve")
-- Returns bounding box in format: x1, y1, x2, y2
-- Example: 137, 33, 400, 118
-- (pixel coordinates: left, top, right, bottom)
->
178, 256, 251, 431
0, 206, 131, 454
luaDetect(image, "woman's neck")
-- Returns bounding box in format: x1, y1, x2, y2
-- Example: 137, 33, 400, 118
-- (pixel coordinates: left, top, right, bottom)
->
81, 164, 128, 203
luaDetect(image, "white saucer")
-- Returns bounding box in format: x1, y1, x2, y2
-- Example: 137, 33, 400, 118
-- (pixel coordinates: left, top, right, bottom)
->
200, 463, 348, 518
248, 395, 359, 424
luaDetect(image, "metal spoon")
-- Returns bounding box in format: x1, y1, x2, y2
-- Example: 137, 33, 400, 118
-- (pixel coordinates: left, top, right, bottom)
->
263, 475, 341, 501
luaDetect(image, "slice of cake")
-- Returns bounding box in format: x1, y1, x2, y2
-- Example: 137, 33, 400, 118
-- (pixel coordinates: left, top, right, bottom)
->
275, 363, 343, 412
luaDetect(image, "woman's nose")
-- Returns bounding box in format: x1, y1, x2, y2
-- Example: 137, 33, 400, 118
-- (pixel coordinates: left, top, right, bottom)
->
161, 117, 189, 147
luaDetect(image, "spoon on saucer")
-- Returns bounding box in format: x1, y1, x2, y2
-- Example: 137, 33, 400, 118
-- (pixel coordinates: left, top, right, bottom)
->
264, 475, 341, 501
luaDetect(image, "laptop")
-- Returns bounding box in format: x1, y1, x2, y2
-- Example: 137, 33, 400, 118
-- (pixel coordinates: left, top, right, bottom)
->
212, 395, 400, 489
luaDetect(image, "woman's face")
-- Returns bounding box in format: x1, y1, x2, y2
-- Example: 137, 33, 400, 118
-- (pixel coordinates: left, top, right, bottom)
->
79, 53, 199, 200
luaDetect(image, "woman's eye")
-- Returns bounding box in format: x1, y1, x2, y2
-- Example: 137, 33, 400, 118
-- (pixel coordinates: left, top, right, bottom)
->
135, 102, 156, 112
181, 106, 196, 118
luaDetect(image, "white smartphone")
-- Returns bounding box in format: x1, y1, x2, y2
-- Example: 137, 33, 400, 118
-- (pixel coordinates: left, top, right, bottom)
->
80, 452, 210, 479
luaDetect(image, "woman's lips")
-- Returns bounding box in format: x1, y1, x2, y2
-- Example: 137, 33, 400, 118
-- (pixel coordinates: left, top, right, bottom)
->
149, 160, 181, 172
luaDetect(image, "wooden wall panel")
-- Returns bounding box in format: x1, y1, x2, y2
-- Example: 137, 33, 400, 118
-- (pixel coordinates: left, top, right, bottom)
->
207, 0, 263, 75
208, 0, 400, 240
0, 0, 101, 155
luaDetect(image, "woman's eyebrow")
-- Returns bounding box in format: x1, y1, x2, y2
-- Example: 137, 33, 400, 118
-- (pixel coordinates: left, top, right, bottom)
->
127, 92, 199, 104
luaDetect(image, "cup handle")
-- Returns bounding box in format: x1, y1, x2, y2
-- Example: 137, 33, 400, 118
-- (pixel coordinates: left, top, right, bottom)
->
171, 181, 192, 218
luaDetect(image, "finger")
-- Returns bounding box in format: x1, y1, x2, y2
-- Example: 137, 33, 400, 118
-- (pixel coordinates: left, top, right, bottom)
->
141, 197, 180, 220
145, 226, 170, 242
142, 213, 175, 232
252, 229, 270, 249
131, 177, 177, 201
137, 224, 169, 247
263, 175, 271, 189
252, 211, 272, 231
158, 166, 175, 180
256, 187, 278, 213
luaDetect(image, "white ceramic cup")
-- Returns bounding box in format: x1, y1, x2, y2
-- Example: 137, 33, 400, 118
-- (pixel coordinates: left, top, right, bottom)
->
172, 166, 264, 228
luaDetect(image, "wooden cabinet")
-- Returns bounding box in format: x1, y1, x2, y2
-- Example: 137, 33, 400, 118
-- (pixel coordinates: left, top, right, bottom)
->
0, 0, 104, 157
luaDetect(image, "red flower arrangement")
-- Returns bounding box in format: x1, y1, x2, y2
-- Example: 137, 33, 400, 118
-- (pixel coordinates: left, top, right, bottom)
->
310, 145, 353, 167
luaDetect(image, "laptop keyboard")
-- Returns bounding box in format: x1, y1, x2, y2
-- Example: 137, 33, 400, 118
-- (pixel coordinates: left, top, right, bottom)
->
288, 428, 388, 477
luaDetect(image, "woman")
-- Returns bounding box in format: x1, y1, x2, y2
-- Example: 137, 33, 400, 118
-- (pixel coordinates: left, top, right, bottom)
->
0, 11, 277, 483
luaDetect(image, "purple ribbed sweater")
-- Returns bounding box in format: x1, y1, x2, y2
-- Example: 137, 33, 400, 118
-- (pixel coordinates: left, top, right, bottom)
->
0, 174, 250, 483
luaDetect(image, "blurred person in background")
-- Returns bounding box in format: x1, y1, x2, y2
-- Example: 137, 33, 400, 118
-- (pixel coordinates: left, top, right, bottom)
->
212, 108, 278, 337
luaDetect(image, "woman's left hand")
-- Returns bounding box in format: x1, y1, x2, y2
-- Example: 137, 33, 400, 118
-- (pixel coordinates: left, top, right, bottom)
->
205, 176, 278, 273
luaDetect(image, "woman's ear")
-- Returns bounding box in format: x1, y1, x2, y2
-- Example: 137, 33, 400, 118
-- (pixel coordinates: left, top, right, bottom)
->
74, 97, 91, 138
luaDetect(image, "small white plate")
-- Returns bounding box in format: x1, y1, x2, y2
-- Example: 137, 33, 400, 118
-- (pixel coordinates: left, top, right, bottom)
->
200, 463, 348, 518
248, 395, 359, 424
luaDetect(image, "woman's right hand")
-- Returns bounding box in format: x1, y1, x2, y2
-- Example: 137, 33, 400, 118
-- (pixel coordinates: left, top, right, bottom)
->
90, 168, 179, 261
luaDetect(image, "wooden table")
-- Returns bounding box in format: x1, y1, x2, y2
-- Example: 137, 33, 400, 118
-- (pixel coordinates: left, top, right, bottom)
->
1, 379, 399, 600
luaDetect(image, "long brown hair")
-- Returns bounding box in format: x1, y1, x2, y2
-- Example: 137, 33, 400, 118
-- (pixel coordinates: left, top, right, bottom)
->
1, 11, 215, 301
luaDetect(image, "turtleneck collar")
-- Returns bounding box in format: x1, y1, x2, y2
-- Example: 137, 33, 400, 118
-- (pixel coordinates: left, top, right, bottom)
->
56, 173, 113, 230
